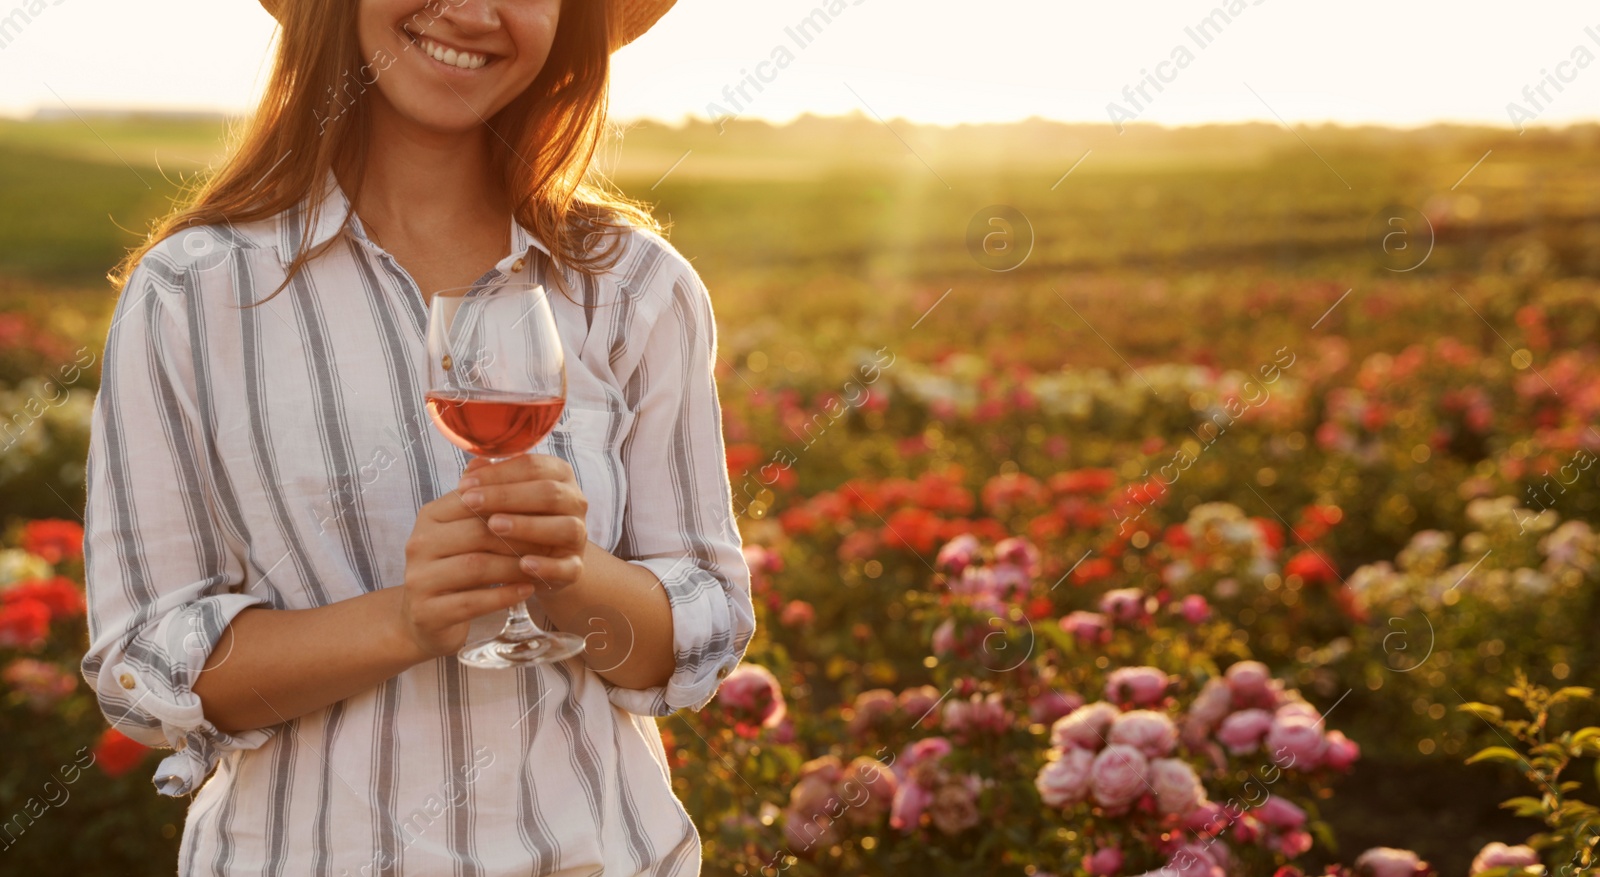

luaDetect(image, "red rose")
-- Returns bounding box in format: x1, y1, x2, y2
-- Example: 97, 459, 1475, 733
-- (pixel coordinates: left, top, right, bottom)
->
3, 577, 87, 619
1071, 557, 1114, 586
1050, 469, 1115, 496
94, 727, 152, 778
0, 599, 51, 649
22, 520, 85, 564
1284, 551, 1339, 585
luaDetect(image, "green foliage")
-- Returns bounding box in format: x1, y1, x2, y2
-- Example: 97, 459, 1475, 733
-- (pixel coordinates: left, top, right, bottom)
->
1461, 673, 1600, 876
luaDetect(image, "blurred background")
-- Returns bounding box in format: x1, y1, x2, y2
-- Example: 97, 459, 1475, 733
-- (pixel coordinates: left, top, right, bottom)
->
3, 2, 1599, 875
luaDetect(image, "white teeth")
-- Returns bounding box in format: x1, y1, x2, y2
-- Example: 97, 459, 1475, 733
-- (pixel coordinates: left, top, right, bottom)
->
416, 36, 486, 70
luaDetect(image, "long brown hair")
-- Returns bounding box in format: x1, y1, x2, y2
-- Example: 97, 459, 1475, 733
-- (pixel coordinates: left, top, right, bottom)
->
111, 0, 658, 302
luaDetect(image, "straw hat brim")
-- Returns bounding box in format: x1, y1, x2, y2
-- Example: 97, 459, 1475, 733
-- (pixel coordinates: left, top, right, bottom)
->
255, 0, 676, 51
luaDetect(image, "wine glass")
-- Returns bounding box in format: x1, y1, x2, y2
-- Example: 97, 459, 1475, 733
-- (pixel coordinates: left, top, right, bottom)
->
424, 278, 586, 669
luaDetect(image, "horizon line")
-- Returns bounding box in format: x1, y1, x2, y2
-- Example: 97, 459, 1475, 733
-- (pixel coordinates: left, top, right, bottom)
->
5, 106, 1600, 134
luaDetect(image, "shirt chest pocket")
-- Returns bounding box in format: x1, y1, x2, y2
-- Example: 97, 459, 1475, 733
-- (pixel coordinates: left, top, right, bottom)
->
545, 404, 633, 555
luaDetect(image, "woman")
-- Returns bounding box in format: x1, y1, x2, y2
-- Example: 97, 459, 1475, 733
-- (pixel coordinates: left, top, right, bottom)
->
79, 0, 756, 874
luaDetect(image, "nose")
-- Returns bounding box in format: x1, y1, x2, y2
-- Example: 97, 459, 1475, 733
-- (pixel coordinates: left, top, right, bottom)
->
434, 0, 500, 35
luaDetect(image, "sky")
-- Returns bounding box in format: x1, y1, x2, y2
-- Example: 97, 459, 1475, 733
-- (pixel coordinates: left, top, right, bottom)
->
3, 0, 1599, 130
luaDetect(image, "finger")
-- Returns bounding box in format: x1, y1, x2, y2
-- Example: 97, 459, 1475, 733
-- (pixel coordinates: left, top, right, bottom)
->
423, 583, 538, 628
518, 552, 584, 590
417, 516, 544, 560
486, 513, 587, 554
453, 480, 585, 519
418, 553, 539, 594
459, 453, 574, 489
432, 481, 575, 525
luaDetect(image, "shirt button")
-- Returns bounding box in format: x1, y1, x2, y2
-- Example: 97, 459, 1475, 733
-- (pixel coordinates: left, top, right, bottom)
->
716, 662, 734, 680
118, 672, 138, 690
511, 258, 526, 273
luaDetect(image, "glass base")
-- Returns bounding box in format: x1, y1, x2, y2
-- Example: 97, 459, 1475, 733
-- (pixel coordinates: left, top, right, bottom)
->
458, 631, 586, 668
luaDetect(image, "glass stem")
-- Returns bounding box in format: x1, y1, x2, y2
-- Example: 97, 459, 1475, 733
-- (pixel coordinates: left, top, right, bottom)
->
482, 453, 546, 644
499, 598, 543, 643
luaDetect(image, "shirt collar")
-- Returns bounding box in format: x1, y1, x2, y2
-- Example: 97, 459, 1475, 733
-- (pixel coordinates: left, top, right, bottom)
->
283, 168, 552, 273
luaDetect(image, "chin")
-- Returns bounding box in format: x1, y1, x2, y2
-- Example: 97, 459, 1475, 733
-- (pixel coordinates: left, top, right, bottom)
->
391, 99, 504, 135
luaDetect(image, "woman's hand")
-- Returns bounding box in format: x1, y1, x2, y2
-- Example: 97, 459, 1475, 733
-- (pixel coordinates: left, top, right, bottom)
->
395, 478, 542, 659
394, 453, 588, 659
452, 453, 589, 589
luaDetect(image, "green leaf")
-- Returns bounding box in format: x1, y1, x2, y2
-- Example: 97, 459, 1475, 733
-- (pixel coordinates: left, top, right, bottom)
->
1530, 742, 1567, 760
1458, 702, 1505, 723
1500, 796, 1546, 818
1569, 728, 1600, 757
1466, 746, 1526, 767
1311, 820, 1337, 852
1550, 686, 1596, 704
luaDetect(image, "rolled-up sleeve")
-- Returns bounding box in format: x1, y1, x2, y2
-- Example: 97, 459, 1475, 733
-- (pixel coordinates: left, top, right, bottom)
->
80, 257, 276, 796
605, 257, 757, 717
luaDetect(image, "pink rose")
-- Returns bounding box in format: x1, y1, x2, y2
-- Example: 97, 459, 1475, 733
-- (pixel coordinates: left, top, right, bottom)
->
1061, 610, 1111, 646
1162, 841, 1228, 877
898, 685, 943, 724
901, 736, 953, 773
717, 663, 786, 730
951, 565, 997, 598
742, 543, 782, 574
1323, 729, 1361, 771
782, 808, 839, 852
1256, 795, 1306, 829
989, 563, 1031, 600
943, 692, 1011, 739
1180, 594, 1211, 624
1108, 709, 1178, 758
1224, 660, 1271, 703
1089, 744, 1149, 811
1182, 801, 1229, 837
791, 756, 843, 805
1190, 678, 1235, 732
1215, 708, 1273, 754
1148, 757, 1205, 817
1105, 666, 1168, 707
889, 778, 932, 832
1029, 689, 1084, 726
994, 536, 1042, 575
928, 773, 983, 835
1035, 746, 1094, 807
1275, 699, 1322, 724
1269, 828, 1313, 857
1083, 846, 1125, 876
784, 756, 845, 850
1099, 588, 1148, 624
848, 688, 898, 736
2, 658, 77, 711
1231, 813, 1261, 844
1354, 847, 1431, 877
1266, 713, 1326, 770
780, 599, 815, 627
1052, 700, 1118, 750
1470, 842, 1539, 874
931, 618, 958, 656
839, 756, 899, 826
936, 533, 982, 575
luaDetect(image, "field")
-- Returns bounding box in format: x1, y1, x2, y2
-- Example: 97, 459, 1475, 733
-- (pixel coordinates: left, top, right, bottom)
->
2, 112, 1599, 876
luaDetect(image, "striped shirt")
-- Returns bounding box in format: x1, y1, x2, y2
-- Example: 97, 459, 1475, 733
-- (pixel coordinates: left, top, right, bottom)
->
79, 170, 756, 876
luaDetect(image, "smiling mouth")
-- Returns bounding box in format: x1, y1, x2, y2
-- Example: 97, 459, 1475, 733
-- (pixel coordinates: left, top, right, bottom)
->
401, 26, 494, 70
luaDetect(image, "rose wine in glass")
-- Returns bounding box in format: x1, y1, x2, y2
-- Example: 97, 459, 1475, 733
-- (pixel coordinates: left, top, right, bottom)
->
424, 391, 566, 459
425, 280, 586, 668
